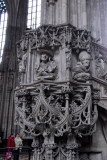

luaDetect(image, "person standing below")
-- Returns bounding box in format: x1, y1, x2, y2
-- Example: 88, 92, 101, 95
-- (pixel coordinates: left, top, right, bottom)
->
6, 134, 15, 160
7, 134, 15, 152
14, 134, 23, 160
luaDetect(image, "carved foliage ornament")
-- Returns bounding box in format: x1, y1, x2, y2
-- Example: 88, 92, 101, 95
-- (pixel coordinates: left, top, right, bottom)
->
17, 25, 92, 53
72, 30, 91, 52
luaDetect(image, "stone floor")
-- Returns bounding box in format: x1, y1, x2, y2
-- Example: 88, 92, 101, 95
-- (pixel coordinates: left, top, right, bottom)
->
19, 153, 33, 160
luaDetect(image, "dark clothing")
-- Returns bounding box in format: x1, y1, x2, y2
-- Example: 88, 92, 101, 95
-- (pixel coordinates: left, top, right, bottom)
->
13, 149, 19, 160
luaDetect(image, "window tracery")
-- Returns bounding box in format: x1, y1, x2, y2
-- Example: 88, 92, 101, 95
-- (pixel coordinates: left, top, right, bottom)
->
27, 0, 41, 29
0, 0, 7, 62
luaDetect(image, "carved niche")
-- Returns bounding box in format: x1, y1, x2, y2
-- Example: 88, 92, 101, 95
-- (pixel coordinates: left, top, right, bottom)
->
35, 50, 57, 80
73, 51, 91, 82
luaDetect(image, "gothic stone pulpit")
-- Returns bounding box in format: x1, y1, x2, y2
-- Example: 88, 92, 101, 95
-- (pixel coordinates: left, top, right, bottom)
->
15, 24, 107, 160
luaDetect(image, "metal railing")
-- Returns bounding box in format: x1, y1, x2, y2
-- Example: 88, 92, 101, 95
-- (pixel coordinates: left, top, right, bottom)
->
0, 146, 33, 160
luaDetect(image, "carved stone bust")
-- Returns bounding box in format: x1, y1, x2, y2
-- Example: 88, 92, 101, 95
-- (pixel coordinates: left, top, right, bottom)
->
73, 51, 91, 82
35, 50, 57, 80
18, 53, 27, 73
95, 54, 107, 80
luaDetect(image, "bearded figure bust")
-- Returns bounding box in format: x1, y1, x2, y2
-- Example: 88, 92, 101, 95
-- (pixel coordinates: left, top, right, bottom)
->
73, 51, 91, 82
35, 50, 57, 80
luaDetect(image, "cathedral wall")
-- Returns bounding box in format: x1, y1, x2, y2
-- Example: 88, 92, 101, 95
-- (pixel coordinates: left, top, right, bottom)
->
41, 0, 107, 46
0, 1, 107, 152
0, 0, 28, 138
81, 120, 107, 160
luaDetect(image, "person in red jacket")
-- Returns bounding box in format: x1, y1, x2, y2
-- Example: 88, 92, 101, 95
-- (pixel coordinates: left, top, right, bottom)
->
7, 134, 15, 152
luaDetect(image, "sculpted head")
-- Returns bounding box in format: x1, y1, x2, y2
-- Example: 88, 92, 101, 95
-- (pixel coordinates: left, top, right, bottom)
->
79, 51, 91, 68
39, 50, 53, 63
40, 53, 49, 62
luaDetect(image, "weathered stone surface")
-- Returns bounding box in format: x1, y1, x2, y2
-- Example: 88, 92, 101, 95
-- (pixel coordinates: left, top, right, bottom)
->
15, 24, 107, 160
0, 1, 107, 160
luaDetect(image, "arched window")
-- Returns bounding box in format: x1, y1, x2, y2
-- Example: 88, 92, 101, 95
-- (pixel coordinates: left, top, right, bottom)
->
27, 0, 41, 29
0, 0, 8, 62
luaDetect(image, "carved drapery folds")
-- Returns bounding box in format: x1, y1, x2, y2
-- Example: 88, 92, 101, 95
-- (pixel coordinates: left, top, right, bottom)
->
73, 51, 91, 82
95, 52, 107, 80
92, 43, 107, 97
15, 24, 100, 160
35, 50, 57, 80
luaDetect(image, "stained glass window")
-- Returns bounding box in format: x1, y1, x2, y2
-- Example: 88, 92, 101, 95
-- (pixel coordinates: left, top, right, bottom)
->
0, 0, 8, 62
27, 0, 41, 29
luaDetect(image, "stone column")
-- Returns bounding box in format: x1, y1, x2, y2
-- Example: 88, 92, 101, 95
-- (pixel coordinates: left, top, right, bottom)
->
77, 0, 87, 28
47, 0, 56, 24
70, 0, 78, 27
41, 0, 47, 25
77, 0, 81, 28
89, 0, 101, 39
0, 0, 28, 138
61, 0, 68, 23
55, 0, 61, 25
81, 0, 87, 28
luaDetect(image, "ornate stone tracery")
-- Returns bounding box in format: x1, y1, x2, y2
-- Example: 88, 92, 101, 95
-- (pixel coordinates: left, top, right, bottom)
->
15, 24, 101, 160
